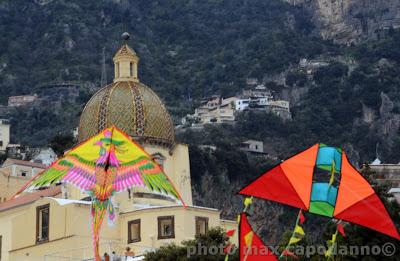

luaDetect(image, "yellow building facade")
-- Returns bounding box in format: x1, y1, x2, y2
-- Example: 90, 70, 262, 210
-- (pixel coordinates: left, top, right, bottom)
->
0, 35, 237, 261
0, 159, 46, 202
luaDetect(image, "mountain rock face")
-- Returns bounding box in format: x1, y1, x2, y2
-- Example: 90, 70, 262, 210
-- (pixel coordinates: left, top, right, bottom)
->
289, 0, 400, 43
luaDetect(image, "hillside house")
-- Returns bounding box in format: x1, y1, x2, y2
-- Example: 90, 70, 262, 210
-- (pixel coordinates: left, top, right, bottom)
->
8, 95, 38, 107
240, 140, 264, 154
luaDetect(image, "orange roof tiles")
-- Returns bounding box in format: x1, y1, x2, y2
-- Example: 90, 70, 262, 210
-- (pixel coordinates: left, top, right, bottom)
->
0, 186, 61, 212
2, 158, 46, 169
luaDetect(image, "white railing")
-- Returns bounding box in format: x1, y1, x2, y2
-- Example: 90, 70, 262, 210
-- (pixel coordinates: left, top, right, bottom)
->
43, 239, 154, 261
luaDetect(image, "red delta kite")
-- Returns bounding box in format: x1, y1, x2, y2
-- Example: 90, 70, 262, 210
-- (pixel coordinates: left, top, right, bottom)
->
239, 143, 400, 240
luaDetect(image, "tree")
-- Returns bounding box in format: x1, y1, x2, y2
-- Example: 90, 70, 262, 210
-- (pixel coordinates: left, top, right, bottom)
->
49, 133, 75, 156
144, 227, 238, 261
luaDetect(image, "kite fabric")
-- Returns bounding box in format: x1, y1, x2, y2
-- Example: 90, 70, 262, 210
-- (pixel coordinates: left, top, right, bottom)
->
16, 126, 186, 261
337, 223, 346, 237
224, 229, 236, 261
299, 210, 306, 225
226, 229, 236, 237
239, 212, 278, 261
239, 143, 400, 240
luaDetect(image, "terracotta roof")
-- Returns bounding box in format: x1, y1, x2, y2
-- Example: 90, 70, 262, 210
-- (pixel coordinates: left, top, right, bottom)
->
0, 186, 61, 212
2, 158, 46, 169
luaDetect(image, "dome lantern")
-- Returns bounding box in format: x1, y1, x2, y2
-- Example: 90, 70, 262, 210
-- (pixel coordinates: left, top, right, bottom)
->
78, 33, 175, 148
113, 33, 139, 83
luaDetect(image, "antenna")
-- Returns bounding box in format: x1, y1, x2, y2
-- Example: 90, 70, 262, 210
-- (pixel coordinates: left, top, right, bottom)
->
100, 46, 107, 87
121, 0, 129, 32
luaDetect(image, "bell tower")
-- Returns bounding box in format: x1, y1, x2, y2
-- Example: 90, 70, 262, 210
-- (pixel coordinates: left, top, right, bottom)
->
113, 32, 139, 83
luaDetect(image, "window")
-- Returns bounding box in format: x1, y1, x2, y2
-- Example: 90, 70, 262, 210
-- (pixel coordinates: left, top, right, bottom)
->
152, 153, 166, 168
195, 217, 208, 236
158, 216, 175, 239
116, 62, 120, 78
130, 62, 134, 76
36, 204, 50, 243
21, 172, 26, 177
128, 219, 141, 243
0, 141, 3, 147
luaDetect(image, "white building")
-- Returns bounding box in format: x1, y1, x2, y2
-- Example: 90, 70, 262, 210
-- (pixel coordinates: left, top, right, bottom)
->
31, 147, 57, 166
235, 97, 290, 116
236, 86, 277, 112
388, 188, 400, 205
192, 96, 237, 124
0, 119, 10, 152
187, 85, 291, 125
240, 140, 264, 154
235, 97, 271, 111
235, 98, 250, 111
368, 160, 400, 188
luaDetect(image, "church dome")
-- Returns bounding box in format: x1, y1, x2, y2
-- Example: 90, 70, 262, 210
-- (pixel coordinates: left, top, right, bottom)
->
78, 36, 175, 148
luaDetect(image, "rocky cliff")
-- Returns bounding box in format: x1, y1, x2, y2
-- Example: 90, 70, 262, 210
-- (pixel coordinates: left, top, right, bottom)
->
288, 0, 400, 44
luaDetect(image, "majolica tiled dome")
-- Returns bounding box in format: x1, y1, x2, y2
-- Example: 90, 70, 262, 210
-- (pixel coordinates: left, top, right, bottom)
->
78, 40, 175, 148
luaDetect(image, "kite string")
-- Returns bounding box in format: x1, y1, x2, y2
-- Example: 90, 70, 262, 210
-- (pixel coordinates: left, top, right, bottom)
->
237, 196, 253, 223
278, 209, 302, 260
242, 199, 254, 261
243, 196, 253, 213
325, 220, 342, 261
225, 197, 253, 261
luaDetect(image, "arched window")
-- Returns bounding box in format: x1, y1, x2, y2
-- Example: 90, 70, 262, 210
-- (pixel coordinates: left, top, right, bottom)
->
152, 153, 166, 168
116, 62, 120, 78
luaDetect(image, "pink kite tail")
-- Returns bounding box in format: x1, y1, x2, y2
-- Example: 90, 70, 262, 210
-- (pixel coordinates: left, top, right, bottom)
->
91, 201, 107, 261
